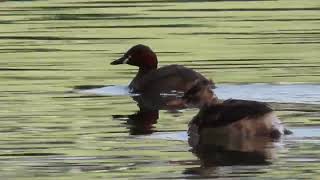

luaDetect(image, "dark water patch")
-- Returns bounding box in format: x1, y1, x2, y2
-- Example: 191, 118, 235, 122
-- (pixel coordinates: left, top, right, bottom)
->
0, 68, 77, 72
40, 126, 72, 130
115, 16, 232, 21
271, 74, 320, 78
2, 0, 39, 1
6, 13, 141, 21
0, 30, 65, 34
0, 41, 112, 46
0, 48, 64, 53
256, 41, 320, 45
152, 7, 320, 12
25, 15, 233, 21
0, 127, 22, 133
0, 20, 12, 24
0, 153, 64, 156
189, 65, 320, 70
274, 103, 320, 113
1, 75, 71, 80
51, 12, 133, 17
4, 4, 167, 11
68, 0, 275, 4
226, 36, 320, 40
0, 147, 50, 151
172, 32, 320, 35
51, 13, 143, 21
57, 95, 113, 99
279, 29, 320, 32
230, 18, 320, 22
179, 58, 301, 62
0, 62, 79, 68
181, 62, 314, 67
73, 85, 108, 90
6, 141, 74, 145
281, 112, 316, 120
0, 36, 159, 41
28, 164, 112, 172
0, 48, 109, 53
0, 12, 137, 18
51, 24, 205, 29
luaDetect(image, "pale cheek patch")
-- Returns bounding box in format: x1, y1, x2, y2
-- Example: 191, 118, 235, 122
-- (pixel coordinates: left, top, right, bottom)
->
123, 55, 131, 64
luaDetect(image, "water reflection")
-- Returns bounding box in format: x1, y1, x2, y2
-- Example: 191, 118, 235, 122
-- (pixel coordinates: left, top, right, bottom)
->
113, 109, 159, 135
112, 92, 188, 135
185, 127, 278, 176
94, 85, 282, 174
188, 130, 277, 165
74, 85, 184, 135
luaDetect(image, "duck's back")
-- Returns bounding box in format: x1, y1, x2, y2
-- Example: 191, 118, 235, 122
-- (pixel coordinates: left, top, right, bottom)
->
131, 65, 212, 93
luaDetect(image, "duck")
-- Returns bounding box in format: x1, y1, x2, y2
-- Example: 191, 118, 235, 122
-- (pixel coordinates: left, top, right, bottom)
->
110, 44, 214, 94
184, 80, 292, 140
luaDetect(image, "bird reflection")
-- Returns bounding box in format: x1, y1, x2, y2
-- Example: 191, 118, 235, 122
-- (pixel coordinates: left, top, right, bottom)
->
112, 92, 187, 135
113, 109, 159, 135
183, 124, 279, 176
73, 85, 189, 135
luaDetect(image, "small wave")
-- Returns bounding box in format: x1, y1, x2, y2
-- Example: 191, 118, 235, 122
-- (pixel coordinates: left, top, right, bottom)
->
74, 83, 320, 104
75, 85, 131, 96
141, 126, 320, 142
216, 83, 320, 104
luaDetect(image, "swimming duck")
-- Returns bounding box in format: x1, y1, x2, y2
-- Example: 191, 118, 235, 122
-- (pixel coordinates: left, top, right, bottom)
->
110, 44, 214, 94
184, 80, 292, 139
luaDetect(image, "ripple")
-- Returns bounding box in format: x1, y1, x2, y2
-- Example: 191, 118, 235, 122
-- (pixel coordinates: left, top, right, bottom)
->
75, 85, 130, 96
74, 84, 320, 105
142, 126, 320, 141
216, 84, 320, 105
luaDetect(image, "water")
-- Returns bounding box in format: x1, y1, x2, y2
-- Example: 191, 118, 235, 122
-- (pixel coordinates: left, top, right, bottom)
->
1, 0, 320, 179
76, 84, 320, 104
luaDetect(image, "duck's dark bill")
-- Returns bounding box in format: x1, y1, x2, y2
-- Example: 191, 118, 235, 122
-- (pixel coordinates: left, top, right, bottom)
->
110, 56, 126, 65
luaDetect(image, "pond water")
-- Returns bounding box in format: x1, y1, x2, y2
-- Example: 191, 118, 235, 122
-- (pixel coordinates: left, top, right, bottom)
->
78, 83, 320, 104
1, 0, 320, 179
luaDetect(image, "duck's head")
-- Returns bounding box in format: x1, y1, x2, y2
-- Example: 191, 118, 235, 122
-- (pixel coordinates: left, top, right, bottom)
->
111, 44, 158, 69
183, 79, 217, 107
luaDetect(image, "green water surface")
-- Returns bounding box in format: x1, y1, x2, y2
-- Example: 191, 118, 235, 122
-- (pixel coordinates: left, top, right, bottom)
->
0, 0, 320, 179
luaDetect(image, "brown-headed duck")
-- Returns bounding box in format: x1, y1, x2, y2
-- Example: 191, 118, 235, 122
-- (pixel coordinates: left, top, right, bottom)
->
111, 44, 214, 94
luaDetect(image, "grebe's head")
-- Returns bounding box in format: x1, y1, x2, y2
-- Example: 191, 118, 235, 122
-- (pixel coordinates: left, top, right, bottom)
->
183, 79, 217, 107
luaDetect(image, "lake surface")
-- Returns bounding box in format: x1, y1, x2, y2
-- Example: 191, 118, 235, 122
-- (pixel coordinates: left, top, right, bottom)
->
1, 0, 320, 179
